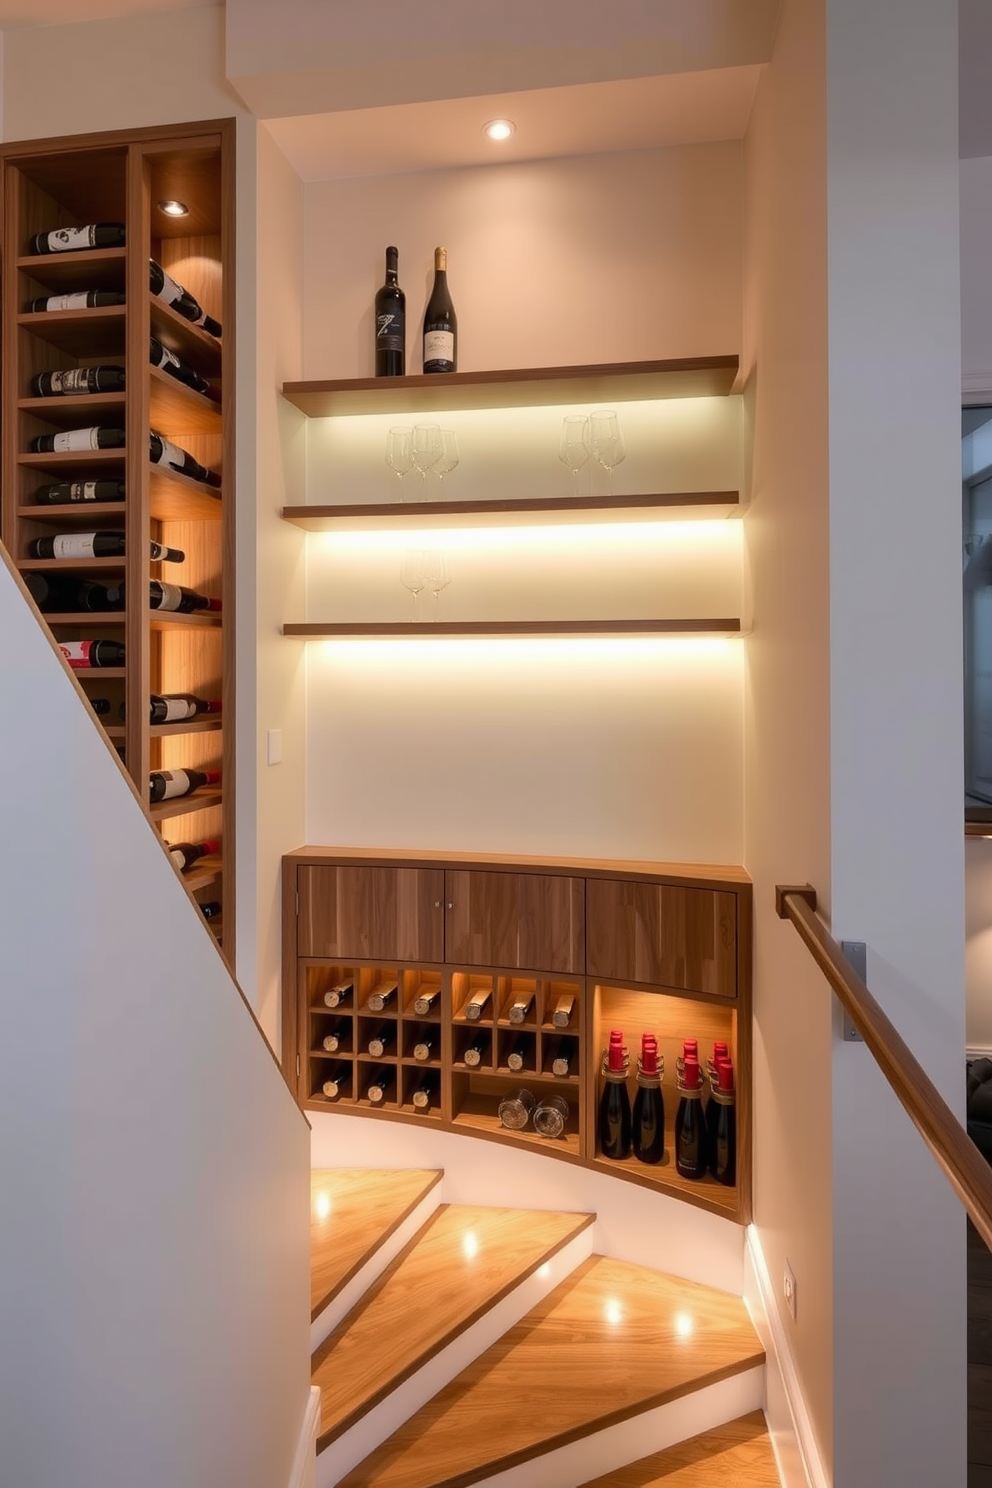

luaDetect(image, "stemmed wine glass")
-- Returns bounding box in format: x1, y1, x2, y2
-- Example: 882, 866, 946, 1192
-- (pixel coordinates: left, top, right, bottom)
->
421, 550, 451, 621
583, 409, 626, 495
385, 426, 414, 501
399, 549, 427, 620
434, 429, 460, 490
559, 415, 590, 496
410, 424, 442, 498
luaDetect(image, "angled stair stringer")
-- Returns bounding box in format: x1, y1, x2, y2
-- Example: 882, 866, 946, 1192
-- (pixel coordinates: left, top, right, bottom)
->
576, 1411, 781, 1487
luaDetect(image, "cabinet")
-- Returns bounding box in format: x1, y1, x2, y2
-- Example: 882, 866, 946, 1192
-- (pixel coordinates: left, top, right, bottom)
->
283, 847, 752, 1223
0, 121, 236, 962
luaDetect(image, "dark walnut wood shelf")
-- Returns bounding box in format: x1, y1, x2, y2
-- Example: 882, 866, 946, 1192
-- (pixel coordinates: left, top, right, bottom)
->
284, 619, 742, 639
282, 491, 741, 531
17, 305, 126, 357
17, 246, 126, 291
282, 356, 739, 418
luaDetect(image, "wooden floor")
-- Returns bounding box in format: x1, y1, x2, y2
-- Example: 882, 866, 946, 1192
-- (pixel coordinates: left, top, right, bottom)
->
310, 1168, 442, 1320
313, 1202, 595, 1448
577, 1411, 779, 1486
971, 1220, 992, 1487
337, 1255, 764, 1488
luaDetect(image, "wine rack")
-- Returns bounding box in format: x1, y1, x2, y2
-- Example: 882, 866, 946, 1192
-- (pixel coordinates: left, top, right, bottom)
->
284, 848, 752, 1223
0, 121, 236, 965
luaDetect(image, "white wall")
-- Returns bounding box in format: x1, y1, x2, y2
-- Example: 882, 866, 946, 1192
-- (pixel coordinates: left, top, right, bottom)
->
0, 556, 311, 1488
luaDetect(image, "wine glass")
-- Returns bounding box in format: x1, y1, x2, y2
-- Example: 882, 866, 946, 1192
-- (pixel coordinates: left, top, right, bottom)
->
434, 429, 460, 489
421, 549, 451, 621
559, 415, 589, 495
583, 409, 626, 495
399, 549, 427, 620
385, 426, 414, 501
410, 423, 442, 497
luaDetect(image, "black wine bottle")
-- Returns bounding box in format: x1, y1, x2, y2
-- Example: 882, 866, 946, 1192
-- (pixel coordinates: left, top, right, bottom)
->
708, 1059, 737, 1186
322, 980, 354, 1009
89, 697, 111, 715
321, 1022, 350, 1054
412, 1028, 439, 1062
32, 365, 126, 397
462, 1030, 490, 1068
422, 246, 457, 373
27, 290, 125, 312
366, 980, 398, 1013
30, 425, 125, 454
367, 1025, 396, 1058
507, 991, 534, 1025
28, 531, 184, 563
31, 222, 125, 254
412, 1070, 440, 1111
321, 1063, 352, 1101
121, 693, 221, 724
147, 580, 221, 613
149, 430, 221, 487
24, 572, 123, 612
505, 1032, 534, 1073
148, 767, 220, 803
675, 1055, 707, 1180
57, 638, 125, 669
31, 479, 125, 506
168, 838, 219, 871
149, 259, 222, 337
375, 245, 406, 376
631, 1034, 665, 1165
598, 1029, 632, 1160
463, 986, 491, 1021
366, 1066, 397, 1105
149, 336, 212, 395
199, 901, 222, 921
413, 986, 441, 1016
551, 1035, 577, 1078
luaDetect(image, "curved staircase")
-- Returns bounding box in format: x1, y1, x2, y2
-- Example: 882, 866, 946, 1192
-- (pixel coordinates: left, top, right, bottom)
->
310, 1170, 780, 1488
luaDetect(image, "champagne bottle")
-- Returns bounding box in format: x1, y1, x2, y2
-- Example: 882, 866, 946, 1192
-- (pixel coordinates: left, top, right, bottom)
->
323, 980, 354, 1009
168, 838, 219, 871
413, 986, 441, 1016
505, 1032, 534, 1073
32, 365, 126, 397
149, 335, 212, 395
422, 246, 457, 373
412, 1070, 440, 1111
321, 1022, 350, 1053
708, 1058, 737, 1186
147, 580, 221, 613
463, 986, 491, 1021
507, 991, 534, 1025
149, 430, 221, 487
366, 979, 398, 1013
149, 259, 222, 337
148, 767, 220, 804
32, 479, 125, 505
675, 1055, 707, 1180
28, 531, 184, 563
57, 638, 125, 669
321, 1063, 352, 1101
551, 1035, 577, 1078
120, 693, 221, 724
27, 290, 125, 312
374, 246, 406, 376
552, 993, 575, 1029
412, 1029, 438, 1062
24, 572, 123, 612
367, 1025, 396, 1058
30, 425, 125, 453
31, 222, 126, 254
631, 1034, 665, 1166
704, 1041, 730, 1155
366, 1066, 397, 1105
462, 1030, 490, 1068
598, 1030, 632, 1160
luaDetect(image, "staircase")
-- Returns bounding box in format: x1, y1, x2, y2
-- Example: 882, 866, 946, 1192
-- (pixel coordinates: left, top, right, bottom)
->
309, 1170, 780, 1488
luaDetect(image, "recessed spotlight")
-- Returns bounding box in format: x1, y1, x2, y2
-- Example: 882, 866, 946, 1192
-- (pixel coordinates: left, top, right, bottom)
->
483, 119, 515, 142
158, 199, 189, 217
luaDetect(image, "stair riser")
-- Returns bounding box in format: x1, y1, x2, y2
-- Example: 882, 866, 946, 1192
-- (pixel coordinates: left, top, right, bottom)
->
318, 1224, 597, 1487
311, 1185, 444, 1352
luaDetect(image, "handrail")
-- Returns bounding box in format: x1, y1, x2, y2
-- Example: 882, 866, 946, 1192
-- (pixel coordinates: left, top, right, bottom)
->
776, 883, 992, 1250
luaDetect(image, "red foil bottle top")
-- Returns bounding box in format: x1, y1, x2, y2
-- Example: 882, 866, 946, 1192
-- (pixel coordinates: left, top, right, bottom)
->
204, 770, 221, 785
713, 1041, 729, 1061
640, 1033, 658, 1075
682, 1055, 701, 1089
717, 1058, 735, 1093
202, 839, 220, 856
607, 1030, 626, 1072
683, 1039, 698, 1059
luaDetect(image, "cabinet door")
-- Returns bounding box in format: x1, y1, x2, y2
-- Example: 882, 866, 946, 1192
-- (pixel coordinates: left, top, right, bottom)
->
586, 879, 737, 998
445, 870, 585, 973
298, 865, 445, 961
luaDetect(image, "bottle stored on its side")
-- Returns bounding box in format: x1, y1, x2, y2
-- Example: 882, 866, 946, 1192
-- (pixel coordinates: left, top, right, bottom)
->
366, 979, 398, 1013
366, 1066, 397, 1105
121, 693, 221, 724
463, 986, 491, 1021
422, 246, 457, 373
675, 1055, 707, 1180
631, 1033, 665, 1165
31, 222, 126, 254
58, 638, 125, 670
27, 290, 126, 313
27, 531, 184, 563
551, 1035, 577, 1078
149, 336, 212, 396
598, 1029, 632, 1160
507, 991, 534, 1025
149, 430, 221, 487
552, 993, 576, 1029
374, 245, 406, 376
199, 901, 222, 921
24, 572, 124, 612
412, 1070, 440, 1111
89, 697, 111, 715
412, 1028, 439, 1062
505, 1032, 534, 1073
323, 980, 354, 1009
148, 580, 221, 613
321, 1063, 352, 1101
321, 1021, 350, 1054
32, 479, 125, 505
367, 1025, 396, 1059
462, 1030, 490, 1068
149, 259, 222, 337
30, 425, 125, 454
167, 838, 219, 872
413, 986, 441, 1016
32, 365, 126, 397
148, 767, 220, 804
708, 1058, 737, 1186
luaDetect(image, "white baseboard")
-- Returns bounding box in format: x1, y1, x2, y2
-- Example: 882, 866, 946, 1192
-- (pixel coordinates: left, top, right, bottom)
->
967, 1045, 992, 1063
744, 1226, 827, 1488
288, 1386, 321, 1488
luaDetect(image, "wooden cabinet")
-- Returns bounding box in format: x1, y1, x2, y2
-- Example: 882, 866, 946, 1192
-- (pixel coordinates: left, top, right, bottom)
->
586, 879, 737, 998
444, 870, 584, 973
297, 864, 444, 961
0, 121, 236, 963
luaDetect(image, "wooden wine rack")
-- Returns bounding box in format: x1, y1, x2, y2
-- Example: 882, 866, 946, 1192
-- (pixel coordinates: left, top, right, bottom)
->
0, 120, 236, 965
283, 847, 752, 1224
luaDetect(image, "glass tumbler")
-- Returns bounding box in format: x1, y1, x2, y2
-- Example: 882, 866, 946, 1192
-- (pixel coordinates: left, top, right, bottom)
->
533, 1094, 570, 1139
498, 1087, 536, 1130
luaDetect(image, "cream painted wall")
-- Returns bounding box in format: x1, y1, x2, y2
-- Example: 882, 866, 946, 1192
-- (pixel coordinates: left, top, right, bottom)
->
961, 156, 992, 399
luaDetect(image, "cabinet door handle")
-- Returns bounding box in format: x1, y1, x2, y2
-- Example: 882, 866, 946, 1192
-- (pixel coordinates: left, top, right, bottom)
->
447, 902, 454, 911
433, 900, 441, 909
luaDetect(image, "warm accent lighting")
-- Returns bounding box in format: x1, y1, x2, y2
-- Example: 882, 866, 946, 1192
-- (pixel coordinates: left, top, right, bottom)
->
483, 119, 515, 142
158, 199, 189, 217
673, 1311, 694, 1339
313, 1191, 332, 1221
604, 1298, 624, 1326
463, 1231, 479, 1260
537, 1262, 552, 1280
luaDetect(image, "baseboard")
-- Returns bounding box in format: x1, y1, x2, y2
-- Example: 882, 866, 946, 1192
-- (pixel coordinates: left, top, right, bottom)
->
288, 1386, 321, 1488
968, 1046, 992, 1063
744, 1227, 828, 1488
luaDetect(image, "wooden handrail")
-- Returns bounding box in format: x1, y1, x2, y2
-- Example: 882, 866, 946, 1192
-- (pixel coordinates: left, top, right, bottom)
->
776, 883, 992, 1250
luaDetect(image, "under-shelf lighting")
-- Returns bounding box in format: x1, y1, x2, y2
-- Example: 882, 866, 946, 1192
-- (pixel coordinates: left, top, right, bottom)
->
483, 119, 515, 142
158, 199, 189, 217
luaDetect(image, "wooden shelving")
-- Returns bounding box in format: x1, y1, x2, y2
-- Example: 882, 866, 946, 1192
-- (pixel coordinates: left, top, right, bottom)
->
284, 619, 742, 639
282, 490, 741, 531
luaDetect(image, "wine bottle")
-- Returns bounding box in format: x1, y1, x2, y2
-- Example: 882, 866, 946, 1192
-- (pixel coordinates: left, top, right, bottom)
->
148, 580, 221, 613
375, 246, 406, 376
463, 986, 491, 1021
367, 1025, 396, 1058
505, 1032, 533, 1073
412, 1070, 440, 1111
24, 572, 123, 612
631, 1034, 665, 1166
32, 365, 126, 397
366, 979, 398, 1013
31, 222, 125, 254
27, 290, 126, 312
167, 838, 219, 871
552, 993, 575, 1029
149, 335, 212, 395
551, 1035, 577, 1078
321, 1063, 352, 1101
462, 1030, 490, 1068
322, 980, 354, 1009
30, 425, 125, 453
422, 246, 457, 373
57, 638, 125, 670
28, 531, 184, 563
121, 694, 221, 724
148, 767, 220, 804
149, 259, 222, 337
32, 479, 125, 505
412, 1029, 438, 1061
675, 1055, 707, 1180
507, 991, 534, 1025
413, 986, 441, 1016
598, 1030, 632, 1160
149, 430, 221, 487
704, 1041, 730, 1155
89, 697, 111, 715
321, 1022, 350, 1053
708, 1058, 737, 1186
366, 1066, 397, 1105
199, 901, 222, 921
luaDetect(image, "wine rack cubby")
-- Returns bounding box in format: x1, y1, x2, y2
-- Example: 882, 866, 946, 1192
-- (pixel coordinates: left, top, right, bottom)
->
285, 848, 752, 1223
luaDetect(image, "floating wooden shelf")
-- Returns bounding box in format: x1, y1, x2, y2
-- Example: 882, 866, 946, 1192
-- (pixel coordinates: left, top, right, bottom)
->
149, 366, 222, 436
19, 448, 124, 471
17, 246, 125, 291
284, 619, 742, 639
282, 490, 742, 531
149, 785, 223, 823
150, 299, 223, 375
18, 392, 125, 424
282, 356, 739, 418
17, 305, 126, 357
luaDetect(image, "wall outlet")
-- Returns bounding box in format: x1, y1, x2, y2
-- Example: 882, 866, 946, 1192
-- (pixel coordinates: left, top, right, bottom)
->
783, 1259, 798, 1321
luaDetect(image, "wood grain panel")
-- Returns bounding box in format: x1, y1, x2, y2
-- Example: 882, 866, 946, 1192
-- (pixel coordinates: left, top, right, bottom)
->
586, 880, 737, 998
445, 870, 584, 973
298, 865, 445, 962
337, 1255, 763, 1488
310, 1168, 442, 1322
577, 1412, 778, 1486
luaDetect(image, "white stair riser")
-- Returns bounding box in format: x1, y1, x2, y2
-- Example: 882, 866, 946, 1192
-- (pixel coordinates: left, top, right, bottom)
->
317, 1223, 596, 1488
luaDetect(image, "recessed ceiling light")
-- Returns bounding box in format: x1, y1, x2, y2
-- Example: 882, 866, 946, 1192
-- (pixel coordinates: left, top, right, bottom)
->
483, 119, 515, 142
158, 199, 189, 217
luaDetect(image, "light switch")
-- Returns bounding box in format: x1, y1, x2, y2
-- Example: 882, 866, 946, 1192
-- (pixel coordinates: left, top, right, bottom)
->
266, 729, 283, 765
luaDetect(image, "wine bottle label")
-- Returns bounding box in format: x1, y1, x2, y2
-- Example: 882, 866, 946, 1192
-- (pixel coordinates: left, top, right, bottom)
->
41, 292, 94, 313
59, 640, 95, 669
153, 582, 184, 611
161, 698, 196, 721
423, 330, 454, 363
41, 225, 104, 252
376, 314, 404, 352
155, 770, 192, 800
44, 369, 91, 394
151, 433, 185, 470
51, 533, 97, 559
51, 428, 104, 453
154, 267, 185, 308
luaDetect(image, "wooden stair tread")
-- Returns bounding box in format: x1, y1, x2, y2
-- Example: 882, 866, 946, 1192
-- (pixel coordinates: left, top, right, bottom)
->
577, 1411, 779, 1486
337, 1256, 765, 1488
314, 1203, 594, 1447
310, 1169, 442, 1320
